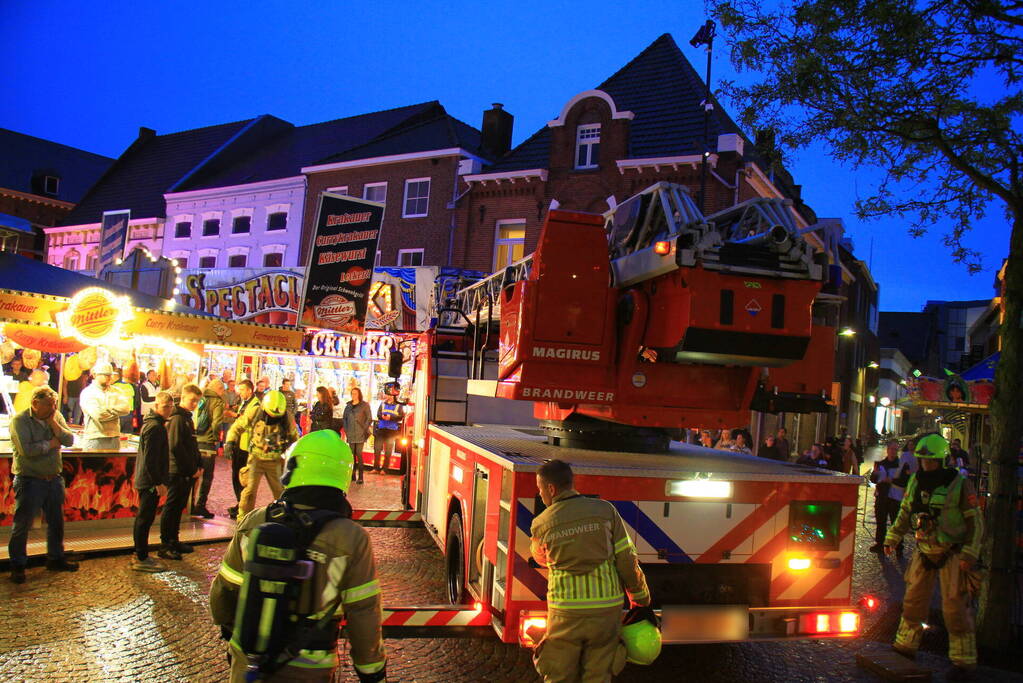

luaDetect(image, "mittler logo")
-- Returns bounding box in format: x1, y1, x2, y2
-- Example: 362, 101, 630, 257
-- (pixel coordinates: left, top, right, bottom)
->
58, 287, 131, 346
314, 295, 356, 326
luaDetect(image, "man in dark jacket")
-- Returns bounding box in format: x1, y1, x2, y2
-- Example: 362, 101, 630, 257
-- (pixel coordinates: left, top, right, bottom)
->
160, 384, 202, 561
132, 392, 174, 572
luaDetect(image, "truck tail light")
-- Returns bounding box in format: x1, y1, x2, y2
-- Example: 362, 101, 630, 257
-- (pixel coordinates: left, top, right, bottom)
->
654, 240, 671, 255
520, 616, 548, 647
787, 557, 811, 571
799, 611, 859, 635
838, 612, 859, 633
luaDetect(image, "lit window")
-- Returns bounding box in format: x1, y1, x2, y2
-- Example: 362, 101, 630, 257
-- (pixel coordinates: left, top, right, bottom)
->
228, 254, 247, 268
263, 252, 283, 267
575, 124, 601, 169
175, 222, 191, 239
64, 251, 79, 270
364, 182, 387, 204
494, 220, 526, 270
85, 251, 98, 271
202, 219, 220, 236
176, 257, 189, 269
232, 216, 251, 234
199, 255, 216, 268
398, 249, 424, 267
403, 179, 430, 217
267, 212, 287, 231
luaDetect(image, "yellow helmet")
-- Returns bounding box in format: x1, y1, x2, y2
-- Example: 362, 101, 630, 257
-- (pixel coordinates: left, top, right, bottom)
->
621, 606, 661, 665
262, 390, 287, 417
914, 433, 949, 460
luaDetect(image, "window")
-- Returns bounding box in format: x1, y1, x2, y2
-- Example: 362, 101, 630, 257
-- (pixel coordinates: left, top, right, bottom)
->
267, 212, 287, 231
575, 124, 601, 169
176, 257, 188, 269
85, 251, 98, 272
232, 216, 251, 234
403, 178, 430, 217
493, 220, 526, 270
199, 255, 216, 268
175, 221, 191, 239
398, 248, 424, 267
263, 252, 283, 267
327, 186, 348, 195
364, 182, 387, 204
44, 176, 60, 195
228, 254, 247, 268
202, 218, 220, 236
63, 251, 79, 270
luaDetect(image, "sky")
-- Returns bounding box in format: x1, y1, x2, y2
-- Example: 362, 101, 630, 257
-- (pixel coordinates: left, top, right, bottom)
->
1, 1, 1009, 312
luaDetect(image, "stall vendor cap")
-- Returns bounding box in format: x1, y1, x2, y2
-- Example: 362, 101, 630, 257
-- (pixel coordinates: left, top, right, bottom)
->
92, 360, 114, 376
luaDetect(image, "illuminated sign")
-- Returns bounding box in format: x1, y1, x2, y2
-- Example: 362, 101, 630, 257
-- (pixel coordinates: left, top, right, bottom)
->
180, 270, 301, 322
303, 329, 398, 361
366, 281, 401, 329
56, 287, 132, 346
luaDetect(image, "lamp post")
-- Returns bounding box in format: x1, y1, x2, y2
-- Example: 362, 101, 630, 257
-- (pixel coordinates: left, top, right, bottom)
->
690, 20, 716, 214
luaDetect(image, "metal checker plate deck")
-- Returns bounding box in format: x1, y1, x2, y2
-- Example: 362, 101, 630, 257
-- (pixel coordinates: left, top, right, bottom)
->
432, 424, 861, 485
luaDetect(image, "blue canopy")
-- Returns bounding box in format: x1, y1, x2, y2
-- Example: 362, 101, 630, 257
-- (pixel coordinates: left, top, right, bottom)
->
960, 352, 999, 382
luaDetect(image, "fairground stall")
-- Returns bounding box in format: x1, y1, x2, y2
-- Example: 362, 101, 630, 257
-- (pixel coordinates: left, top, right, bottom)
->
0, 253, 302, 557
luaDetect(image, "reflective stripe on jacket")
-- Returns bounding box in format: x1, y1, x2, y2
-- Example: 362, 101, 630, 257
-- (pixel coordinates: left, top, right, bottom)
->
530, 489, 650, 614
886, 470, 984, 561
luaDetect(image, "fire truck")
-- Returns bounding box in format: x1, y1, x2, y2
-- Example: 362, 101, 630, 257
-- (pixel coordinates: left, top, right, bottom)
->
392, 183, 864, 646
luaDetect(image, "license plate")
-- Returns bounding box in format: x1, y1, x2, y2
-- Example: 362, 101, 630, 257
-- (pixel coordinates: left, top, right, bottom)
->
660, 605, 749, 643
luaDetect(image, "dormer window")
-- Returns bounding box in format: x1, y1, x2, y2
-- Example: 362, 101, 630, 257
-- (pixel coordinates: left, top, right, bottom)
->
44, 176, 60, 195
575, 124, 601, 169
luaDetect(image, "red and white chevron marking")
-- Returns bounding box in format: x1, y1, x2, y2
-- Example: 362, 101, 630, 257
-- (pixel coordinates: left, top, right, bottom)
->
352, 509, 422, 522
382, 607, 491, 627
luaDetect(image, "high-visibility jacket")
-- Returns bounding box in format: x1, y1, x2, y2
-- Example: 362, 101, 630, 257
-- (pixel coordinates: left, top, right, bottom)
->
530, 489, 650, 614
376, 402, 403, 432
209, 504, 386, 677
226, 404, 298, 461
886, 470, 983, 561
230, 396, 260, 452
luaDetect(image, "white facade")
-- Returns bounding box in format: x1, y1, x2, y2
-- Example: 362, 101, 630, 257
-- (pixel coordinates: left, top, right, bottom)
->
44, 219, 163, 273
875, 347, 913, 435
162, 175, 306, 270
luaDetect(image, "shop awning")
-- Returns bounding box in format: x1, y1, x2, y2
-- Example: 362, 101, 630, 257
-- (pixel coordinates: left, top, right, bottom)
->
0, 252, 303, 353
961, 352, 999, 382
0, 213, 33, 235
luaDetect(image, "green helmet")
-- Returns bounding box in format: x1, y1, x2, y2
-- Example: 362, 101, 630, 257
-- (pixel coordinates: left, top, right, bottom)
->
621, 613, 661, 665
281, 430, 354, 491
914, 433, 949, 460
262, 390, 287, 417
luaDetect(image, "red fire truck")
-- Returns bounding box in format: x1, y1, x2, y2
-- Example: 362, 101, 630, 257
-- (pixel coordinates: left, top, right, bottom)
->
394, 183, 864, 645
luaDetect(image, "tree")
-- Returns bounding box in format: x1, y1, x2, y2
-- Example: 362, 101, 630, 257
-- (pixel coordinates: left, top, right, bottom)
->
711, 0, 1023, 652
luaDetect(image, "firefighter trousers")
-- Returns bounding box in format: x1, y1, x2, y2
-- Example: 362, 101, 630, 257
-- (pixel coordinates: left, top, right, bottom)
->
228, 648, 331, 683
534, 610, 627, 683
895, 550, 976, 667
238, 457, 284, 516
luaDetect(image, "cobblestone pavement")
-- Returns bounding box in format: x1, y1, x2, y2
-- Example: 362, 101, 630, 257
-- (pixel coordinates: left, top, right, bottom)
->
1, 450, 1021, 681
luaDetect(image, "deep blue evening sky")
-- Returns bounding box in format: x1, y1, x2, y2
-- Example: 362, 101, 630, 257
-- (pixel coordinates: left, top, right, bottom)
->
1, 2, 1008, 311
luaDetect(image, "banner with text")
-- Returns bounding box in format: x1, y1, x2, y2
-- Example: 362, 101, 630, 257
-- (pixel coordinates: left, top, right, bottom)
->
300, 193, 383, 334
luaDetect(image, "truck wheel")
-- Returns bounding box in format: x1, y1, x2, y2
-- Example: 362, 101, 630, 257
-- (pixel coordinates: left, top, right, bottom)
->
446, 513, 468, 604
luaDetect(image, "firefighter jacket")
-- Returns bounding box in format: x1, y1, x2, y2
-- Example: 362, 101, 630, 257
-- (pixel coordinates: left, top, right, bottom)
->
196, 388, 225, 451
530, 489, 650, 615
225, 407, 298, 462
885, 469, 983, 562
230, 395, 260, 452
209, 503, 386, 677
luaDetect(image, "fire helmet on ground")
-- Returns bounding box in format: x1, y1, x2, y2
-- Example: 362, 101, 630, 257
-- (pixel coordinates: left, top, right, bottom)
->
262, 390, 287, 417
621, 606, 662, 665
281, 430, 354, 491
914, 433, 949, 460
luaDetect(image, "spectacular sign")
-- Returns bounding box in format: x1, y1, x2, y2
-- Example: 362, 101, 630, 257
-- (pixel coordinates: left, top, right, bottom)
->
181, 271, 301, 322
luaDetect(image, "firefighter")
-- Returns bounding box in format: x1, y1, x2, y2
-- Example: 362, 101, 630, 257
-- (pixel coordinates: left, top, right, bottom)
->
529, 459, 651, 683
884, 432, 983, 680
209, 429, 386, 682
225, 390, 299, 517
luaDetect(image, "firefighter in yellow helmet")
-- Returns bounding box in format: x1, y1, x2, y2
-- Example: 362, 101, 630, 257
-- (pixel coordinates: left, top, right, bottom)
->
885, 432, 984, 681
529, 459, 652, 682
225, 390, 299, 516
210, 429, 386, 682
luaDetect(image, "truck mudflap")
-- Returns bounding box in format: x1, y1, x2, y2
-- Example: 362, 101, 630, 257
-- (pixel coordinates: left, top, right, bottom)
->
342, 605, 493, 639
351, 509, 424, 528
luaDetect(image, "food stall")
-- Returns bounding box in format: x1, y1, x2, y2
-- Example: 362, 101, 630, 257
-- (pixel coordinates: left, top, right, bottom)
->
0, 252, 303, 549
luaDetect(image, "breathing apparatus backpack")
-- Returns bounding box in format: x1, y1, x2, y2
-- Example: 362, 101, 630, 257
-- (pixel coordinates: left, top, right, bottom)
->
230, 501, 342, 679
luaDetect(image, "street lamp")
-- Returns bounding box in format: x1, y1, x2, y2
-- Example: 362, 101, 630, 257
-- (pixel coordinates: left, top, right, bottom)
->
867, 361, 879, 369
839, 327, 856, 337
879, 396, 891, 407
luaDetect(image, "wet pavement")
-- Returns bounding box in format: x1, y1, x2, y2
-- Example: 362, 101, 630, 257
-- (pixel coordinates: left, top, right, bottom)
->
2, 449, 1021, 682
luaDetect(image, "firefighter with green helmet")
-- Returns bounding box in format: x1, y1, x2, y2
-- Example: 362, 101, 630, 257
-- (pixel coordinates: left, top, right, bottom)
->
884, 432, 984, 681
226, 390, 299, 517
209, 429, 386, 682
529, 459, 655, 682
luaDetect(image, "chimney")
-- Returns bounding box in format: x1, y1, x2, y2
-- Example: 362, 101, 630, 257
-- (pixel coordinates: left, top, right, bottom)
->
481, 103, 513, 159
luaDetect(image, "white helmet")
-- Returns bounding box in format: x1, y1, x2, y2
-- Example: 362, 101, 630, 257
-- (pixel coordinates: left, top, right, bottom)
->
92, 361, 114, 376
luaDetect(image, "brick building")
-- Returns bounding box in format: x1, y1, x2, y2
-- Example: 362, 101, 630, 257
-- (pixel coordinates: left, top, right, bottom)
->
452, 33, 817, 274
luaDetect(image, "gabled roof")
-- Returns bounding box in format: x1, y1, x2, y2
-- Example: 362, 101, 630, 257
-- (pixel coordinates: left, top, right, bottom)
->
0, 128, 114, 203
486, 33, 744, 173
61, 118, 259, 226
313, 108, 483, 165
185, 101, 445, 189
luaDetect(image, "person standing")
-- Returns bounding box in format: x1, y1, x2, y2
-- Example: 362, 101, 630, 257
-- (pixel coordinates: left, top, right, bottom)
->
280, 378, 297, 421
209, 430, 386, 682
948, 438, 969, 475
160, 384, 202, 561
372, 393, 404, 473
224, 379, 259, 519
132, 391, 174, 572
8, 387, 78, 583
885, 433, 983, 680
193, 377, 226, 519
869, 440, 905, 554
729, 431, 752, 455
775, 427, 792, 461
5, 356, 31, 381
343, 387, 373, 484
111, 368, 136, 434
225, 390, 299, 517
309, 386, 335, 433
838, 436, 858, 474
79, 361, 132, 450
530, 459, 651, 682
140, 369, 160, 416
